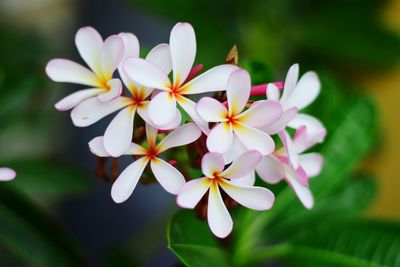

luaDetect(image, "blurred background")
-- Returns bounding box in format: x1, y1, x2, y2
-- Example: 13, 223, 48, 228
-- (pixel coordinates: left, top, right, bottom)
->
0, 0, 399, 266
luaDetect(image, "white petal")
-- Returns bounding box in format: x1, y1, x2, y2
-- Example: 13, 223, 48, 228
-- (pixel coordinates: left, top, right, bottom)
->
111, 157, 149, 203
104, 107, 136, 157
146, 123, 158, 148
75, 26, 103, 76
88, 136, 110, 157
124, 58, 171, 90
285, 166, 314, 209
124, 142, 147, 155
196, 97, 228, 122
170, 22, 196, 87
0, 168, 16, 181
222, 136, 247, 164
227, 69, 251, 115
71, 97, 131, 127
237, 100, 282, 127
299, 153, 323, 177
55, 88, 102, 111
233, 123, 275, 156
146, 43, 172, 75
201, 152, 225, 178
157, 123, 201, 153
262, 107, 298, 135
278, 130, 299, 169
256, 155, 285, 184
177, 178, 211, 208
286, 71, 320, 110
150, 157, 185, 194
176, 96, 210, 134
118, 32, 139, 62
206, 122, 233, 154
219, 180, 274, 210
288, 113, 323, 134
148, 91, 177, 127
280, 63, 299, 103
180, 64, 238, 95
101, 35, 124, 80
98, 78, 122, 102
229, 171, 255, 186
46, 59, 100, 87
220, 150, 261, 179
293, 126, 327, 153
139, 102, 181, 130
266, 83, 280, 101
207, 182, 233, 238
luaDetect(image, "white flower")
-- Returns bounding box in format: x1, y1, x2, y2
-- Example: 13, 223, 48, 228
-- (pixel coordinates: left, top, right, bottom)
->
71, 35, 174, 156
46, 27, 124, 111
256, 125, 326, 209
196, 68, 282, 156
89, 123, 201, 202
123, 22, 238, 132
0, 167, 16, 181
177, 151, 275, 238
262, 63, 322, 135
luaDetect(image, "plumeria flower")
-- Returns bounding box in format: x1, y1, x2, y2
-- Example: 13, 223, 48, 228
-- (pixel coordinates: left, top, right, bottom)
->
123, 22, 238, 132
262, 64, 321, 135
46, 27, 125, 110
0, 167, 16, 181
72, 35, 174, 156
177, 151, 275, 238
196, 68, 282, 156
89, 123, 201, 202
256, 125, 326, 209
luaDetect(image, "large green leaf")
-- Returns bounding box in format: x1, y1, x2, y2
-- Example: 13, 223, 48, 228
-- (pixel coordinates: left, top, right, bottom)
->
2, 158, 92, 199
167, 210, 229, 267
0, 184, 83, 266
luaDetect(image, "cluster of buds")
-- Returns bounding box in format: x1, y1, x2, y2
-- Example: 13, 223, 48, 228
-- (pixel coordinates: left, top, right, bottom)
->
46, 22, 326, 238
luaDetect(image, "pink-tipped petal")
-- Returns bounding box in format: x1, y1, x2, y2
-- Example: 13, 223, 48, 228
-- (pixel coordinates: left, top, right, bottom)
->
0, 168, 16, 181
75, 26, 103, 76
206, 122, 233, 154
227, 69, 251, 116
207, 182, 233, 238
196, 97, 228, 123
104, 107, 136, 157
219, 180, 275, 210
55, 88, 102, 111
170, 22, 196, 87
111, 157, 149, 203
278, 130, 299, 169
288, 113, 324, 134
151, 157, 185, 194
46, 59, 100, 87
234, 123, 275, 156
293, 126, 327, 153
98, 78, 122, 102
281, 63, 299, 103
176, 96, 210, 134
88, 136, 110, 157
256, 155, 285, 184
180, 64, 238, 95
299, 153, 323, 178
286, 72, 320, 110
285, 166, 314, 209
201, 152, 225, 178
266, 83, 280, 101
146, 43, 172, 75
148, 91, 177, 127
237, 100, 282, 127
220, 150, 261, 179
177, 178, 211, 208
157, 123, 201, 153
71, 96, 131, 127
124, 58, 171, 90
261, 106, 298, 135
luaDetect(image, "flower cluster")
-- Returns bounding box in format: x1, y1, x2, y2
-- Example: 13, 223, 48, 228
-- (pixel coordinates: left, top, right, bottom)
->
46, 22, 326, 238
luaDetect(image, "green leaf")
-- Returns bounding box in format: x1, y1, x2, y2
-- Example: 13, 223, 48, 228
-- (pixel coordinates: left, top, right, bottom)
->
167, 210, 229, 267
0, 184, 83, 267
250, 219, 400, 267
3, 158, 92, 199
